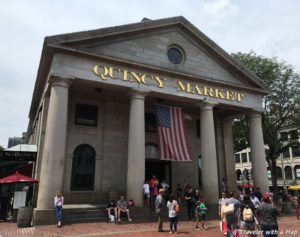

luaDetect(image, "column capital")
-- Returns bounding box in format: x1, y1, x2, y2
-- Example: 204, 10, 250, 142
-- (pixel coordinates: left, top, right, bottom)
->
248, 111, 263, 119
48, 76, 72, 89
128, 88, 150, 100
195, 101, 217, 110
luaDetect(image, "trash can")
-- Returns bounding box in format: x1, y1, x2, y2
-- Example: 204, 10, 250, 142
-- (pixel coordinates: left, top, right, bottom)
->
17, 207, 33, 227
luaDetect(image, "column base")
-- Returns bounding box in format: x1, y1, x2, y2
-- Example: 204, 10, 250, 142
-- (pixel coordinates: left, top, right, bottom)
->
33, 208, 56, 226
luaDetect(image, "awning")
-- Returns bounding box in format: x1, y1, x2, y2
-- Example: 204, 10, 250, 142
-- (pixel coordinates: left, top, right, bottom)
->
288, 185, 300, 191
0, 171, 38, 184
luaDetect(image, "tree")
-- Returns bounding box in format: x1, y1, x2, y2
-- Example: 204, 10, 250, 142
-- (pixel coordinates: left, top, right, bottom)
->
232, 51, 300, 194
0, 145, 4, 151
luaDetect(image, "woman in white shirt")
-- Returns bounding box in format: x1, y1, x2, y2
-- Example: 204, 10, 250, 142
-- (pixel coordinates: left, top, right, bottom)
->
167, 194, 179, 234
54, 191, 64, 227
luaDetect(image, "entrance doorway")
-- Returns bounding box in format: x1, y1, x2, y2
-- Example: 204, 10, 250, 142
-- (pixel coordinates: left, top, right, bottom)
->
145, 160, 171, 191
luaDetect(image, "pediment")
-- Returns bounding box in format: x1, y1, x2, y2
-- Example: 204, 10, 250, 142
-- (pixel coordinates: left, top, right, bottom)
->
46, 16, 268, 93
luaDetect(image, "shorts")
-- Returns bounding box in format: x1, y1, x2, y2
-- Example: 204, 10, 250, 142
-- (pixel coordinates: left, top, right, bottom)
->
240, 220, 255, 229
201, 214, 206, 221
144, 193, 150, 199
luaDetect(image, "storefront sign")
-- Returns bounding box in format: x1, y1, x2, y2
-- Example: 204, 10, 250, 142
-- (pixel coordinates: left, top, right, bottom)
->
0, 151, 37, 161
93, 64, 244, 102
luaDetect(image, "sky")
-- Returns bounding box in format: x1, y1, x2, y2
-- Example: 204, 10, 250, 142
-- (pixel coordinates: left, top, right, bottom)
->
0, 0, 300, 148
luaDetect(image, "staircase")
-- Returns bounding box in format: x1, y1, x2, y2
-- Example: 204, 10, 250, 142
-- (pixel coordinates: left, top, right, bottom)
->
62, 203, 218, 224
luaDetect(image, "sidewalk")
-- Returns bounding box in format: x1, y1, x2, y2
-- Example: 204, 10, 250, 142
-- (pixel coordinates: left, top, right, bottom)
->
1, 215, 299, 237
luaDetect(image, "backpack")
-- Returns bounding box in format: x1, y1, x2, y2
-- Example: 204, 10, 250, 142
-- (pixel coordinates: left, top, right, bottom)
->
243, 206, 254, 221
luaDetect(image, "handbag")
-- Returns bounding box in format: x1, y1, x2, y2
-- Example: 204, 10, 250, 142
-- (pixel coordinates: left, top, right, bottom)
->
222, 203, 234, 214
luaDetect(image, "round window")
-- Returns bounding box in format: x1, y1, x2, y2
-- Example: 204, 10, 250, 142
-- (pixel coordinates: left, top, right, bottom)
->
167, 47, 183, 64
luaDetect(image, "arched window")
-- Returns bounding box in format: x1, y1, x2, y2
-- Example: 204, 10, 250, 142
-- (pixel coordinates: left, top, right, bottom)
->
267, 167, 271, 180
294, 165, 300, 179
145, 143, 159, 160
284, 166, 293, 180
276, 167, 282, 180
71, 144, 96, 190
236, 169, 241, 181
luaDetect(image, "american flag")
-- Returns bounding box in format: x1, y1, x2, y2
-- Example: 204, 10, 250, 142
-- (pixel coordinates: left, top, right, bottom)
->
154, 105, 192, 161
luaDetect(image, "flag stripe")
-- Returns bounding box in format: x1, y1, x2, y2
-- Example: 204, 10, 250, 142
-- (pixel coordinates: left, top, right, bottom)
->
173, 108, 184, 161
155, 105, 192, 161
170, 108, 180, 160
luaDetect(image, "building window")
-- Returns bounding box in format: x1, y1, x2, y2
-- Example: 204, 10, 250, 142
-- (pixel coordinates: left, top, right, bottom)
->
295, 166, 300, 179
267, 169, 271, 179
280, 132, 288, 141
145, 113, 156, 132
241, 153, 247, 163
282, 148, 290, 158
235, 154, 241, 163
248, 152, 251, 162
276, 167, 283, 179
71, 144, 96, 190
145, 143, 159, 159
236, 169, 241, 180
75, 104, 98, 126
167, 46, 184, 64
284, 166, 293, 180
292, 145, 300, 157
289, 130, 299, 140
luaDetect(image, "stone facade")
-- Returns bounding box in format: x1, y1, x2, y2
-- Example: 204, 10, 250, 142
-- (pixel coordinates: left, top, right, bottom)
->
26, 16, 269, 225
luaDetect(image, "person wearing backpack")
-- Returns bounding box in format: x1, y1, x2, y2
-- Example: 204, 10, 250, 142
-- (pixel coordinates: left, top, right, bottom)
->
239, 195, 256, 237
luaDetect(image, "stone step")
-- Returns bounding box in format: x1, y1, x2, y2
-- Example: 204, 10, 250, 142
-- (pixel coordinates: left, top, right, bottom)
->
61, 204, 217, 224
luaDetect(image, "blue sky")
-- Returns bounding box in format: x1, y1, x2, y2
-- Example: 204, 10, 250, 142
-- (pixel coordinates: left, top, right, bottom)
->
0, 0, 300, 148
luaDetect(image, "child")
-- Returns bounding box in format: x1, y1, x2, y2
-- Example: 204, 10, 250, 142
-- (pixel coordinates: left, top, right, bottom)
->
195, 198, 208, 230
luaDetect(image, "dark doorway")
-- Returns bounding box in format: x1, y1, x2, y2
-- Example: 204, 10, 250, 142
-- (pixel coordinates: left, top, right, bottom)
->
145, 160, 171, 190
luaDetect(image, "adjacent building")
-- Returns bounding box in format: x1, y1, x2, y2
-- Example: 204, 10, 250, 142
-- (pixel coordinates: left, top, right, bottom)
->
235, 127, 300, 191
7, 132, 26, 148
25, 16, 270, 225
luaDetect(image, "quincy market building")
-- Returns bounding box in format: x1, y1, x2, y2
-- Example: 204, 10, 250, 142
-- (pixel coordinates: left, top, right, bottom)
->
26, 17, 269, 225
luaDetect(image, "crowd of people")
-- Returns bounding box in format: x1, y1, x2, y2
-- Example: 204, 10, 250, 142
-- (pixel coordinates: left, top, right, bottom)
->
52, 176, 296, 237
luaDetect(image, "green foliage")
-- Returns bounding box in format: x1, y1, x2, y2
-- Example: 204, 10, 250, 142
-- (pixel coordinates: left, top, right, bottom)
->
232, 51, 300, 193
0, 145, 4, 151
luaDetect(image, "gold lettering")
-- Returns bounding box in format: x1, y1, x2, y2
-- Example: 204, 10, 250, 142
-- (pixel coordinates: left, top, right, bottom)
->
93, 65, 244, 102
192, 85, 202, 95
236, 93, 244, 102
153, 76, 164, 88
177, 81, 185, 91
214, 88, 225, 99
95, 66, 113, 80
118, 68, 128, 80
130, 72, 145, 84
226, 91, 234, 100
93, 65, 100, 76
204, 87, 213, 97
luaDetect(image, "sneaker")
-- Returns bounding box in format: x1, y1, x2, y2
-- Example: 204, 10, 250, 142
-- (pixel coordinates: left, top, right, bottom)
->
169, 231, 173, 234
128, 218, 132, 221
196, 227, 200, 230
117, 218, 121, 222
57, 221, 61, 227
203, 225, 208, 230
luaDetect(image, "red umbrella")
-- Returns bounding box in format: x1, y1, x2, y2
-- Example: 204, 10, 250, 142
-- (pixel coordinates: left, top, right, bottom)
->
0, 171, 39, 184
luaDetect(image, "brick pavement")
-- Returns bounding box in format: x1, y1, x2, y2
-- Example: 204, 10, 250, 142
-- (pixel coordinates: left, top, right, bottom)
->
1, 215, 300, 237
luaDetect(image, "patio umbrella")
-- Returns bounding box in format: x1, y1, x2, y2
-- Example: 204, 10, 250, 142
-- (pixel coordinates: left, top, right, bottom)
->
0, 171, 38, 184
288, 185, 300, 191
